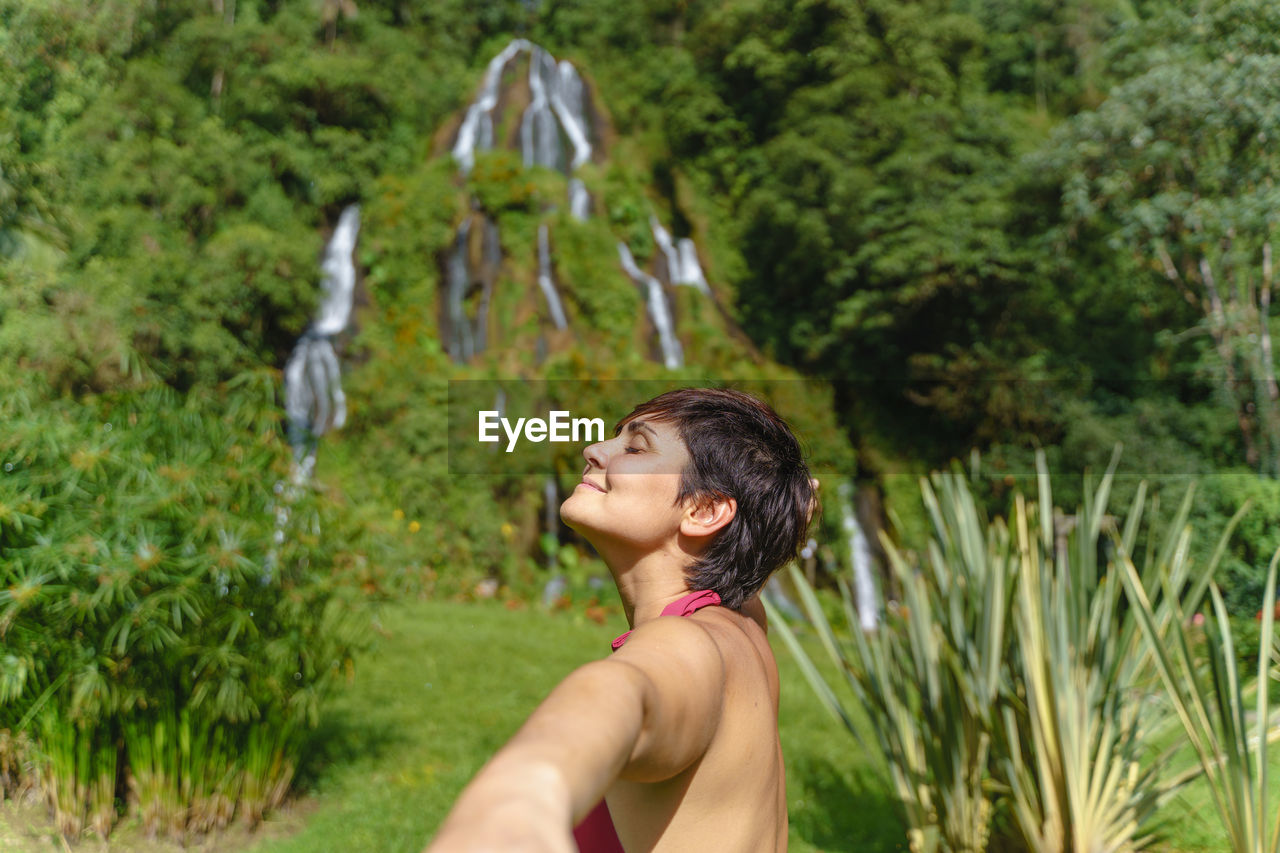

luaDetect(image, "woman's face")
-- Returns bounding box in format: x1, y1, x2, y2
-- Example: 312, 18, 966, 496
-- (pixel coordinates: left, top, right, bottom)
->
559, 417, 690, 553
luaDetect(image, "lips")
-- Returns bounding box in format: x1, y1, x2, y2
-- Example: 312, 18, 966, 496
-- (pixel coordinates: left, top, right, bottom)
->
578, 478, 605, 493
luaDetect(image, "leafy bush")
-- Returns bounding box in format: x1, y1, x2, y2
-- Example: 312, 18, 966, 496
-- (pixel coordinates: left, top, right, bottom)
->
0, 375, 367, 839
1197, 473, 1280, 616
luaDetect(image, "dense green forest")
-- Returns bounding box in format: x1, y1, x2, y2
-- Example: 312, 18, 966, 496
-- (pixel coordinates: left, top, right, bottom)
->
3, 0, 1280, 843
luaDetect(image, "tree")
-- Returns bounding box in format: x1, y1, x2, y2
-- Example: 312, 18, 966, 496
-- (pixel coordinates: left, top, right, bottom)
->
656, 0, 1060, 458
1047, 0, 1280, 475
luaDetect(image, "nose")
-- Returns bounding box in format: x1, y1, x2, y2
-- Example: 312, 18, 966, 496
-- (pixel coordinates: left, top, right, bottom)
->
582, 438, 609, 472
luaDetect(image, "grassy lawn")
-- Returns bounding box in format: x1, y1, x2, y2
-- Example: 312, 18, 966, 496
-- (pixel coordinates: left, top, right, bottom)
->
7, 595, 1280, 851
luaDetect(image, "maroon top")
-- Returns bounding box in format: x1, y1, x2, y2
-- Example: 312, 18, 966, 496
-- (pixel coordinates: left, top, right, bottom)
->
571, 590, 724, 852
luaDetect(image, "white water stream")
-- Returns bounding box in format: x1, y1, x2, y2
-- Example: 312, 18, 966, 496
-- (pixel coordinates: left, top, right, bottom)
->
451, 40, 722, 371
618, 242, 683, 369
284, 204, 361, 471
537, 224, 568, 329
839, 482, 880, 631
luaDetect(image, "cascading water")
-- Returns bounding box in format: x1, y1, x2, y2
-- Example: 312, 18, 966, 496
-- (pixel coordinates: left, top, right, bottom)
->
650, 217, 710, 295
477, 218, 500, 352
453, 39, 527, 175
651, 217, 681, 286
450, 40, 725, 371
677, 238, 710, 295
618, 242, 683, 369
284, 204, 361, 477
272, 205, 359, 582
523, 47, 564, 170
549, 60, 591, 171
455, 38, 593, 211
537, 224, 569, 330
839, 482, 880, 631
445, 220, 475, 363
568, 178, 590, 220
443, 215, 503, 364
446, 40, 607, 359
543, 475, 559, 568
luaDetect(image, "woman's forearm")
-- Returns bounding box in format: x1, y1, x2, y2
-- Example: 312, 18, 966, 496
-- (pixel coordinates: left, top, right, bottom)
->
427, 659, 650, 850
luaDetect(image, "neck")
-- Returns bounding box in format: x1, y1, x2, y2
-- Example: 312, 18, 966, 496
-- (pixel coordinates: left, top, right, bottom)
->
597, 542, 695, 628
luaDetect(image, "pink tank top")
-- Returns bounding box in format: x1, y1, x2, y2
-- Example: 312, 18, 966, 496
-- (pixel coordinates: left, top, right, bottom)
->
572, 590, 723, 853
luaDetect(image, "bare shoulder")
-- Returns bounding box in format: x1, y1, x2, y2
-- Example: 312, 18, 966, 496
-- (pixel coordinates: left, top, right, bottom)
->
611, 612, 726, 681
608, 601, 776, 709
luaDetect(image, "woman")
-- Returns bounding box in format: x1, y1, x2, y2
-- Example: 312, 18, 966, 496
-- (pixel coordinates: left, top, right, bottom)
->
428, 388, 816, 852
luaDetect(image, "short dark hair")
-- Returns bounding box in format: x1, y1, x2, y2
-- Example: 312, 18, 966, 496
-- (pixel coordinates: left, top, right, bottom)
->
618, 388, 815, 610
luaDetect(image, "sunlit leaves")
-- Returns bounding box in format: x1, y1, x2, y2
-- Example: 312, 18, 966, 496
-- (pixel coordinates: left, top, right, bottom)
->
0, 375, 367, 836
1046, 0, 1280, 475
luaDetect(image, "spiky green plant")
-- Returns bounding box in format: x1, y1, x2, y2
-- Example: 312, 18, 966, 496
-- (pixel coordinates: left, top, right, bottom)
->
766, 452, 1239, 852
1120, 525, 1280, 852
994, 453, 1239, 852
767, 466, 1014, 853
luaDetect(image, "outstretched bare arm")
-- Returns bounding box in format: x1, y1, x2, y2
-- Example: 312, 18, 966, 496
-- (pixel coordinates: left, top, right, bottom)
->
425, 616, 725, 852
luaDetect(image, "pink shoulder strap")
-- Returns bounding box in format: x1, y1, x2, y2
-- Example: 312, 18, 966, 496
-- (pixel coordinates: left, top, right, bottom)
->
610, 590, 722, 651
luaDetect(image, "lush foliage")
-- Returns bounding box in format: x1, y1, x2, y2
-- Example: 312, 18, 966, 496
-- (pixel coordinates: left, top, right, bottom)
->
531, 0, 1280, 609
0, 377, 366, 838
1045, 0, 1280, 477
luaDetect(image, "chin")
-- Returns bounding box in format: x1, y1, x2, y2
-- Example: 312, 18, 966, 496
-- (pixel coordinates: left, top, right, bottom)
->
559, 493, 589, 532
559, 499, 612, 551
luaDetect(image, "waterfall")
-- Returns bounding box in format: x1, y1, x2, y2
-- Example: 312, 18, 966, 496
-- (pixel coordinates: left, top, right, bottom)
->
618, 242, 683, 369
451, 41, 733, 370
551, 60, 592, 170
650, 217, 681, 285
839, 482, 880, 631
274, 204, 359, 581
453, 39, 528, 174
457, 39, 594, 215
762, 576, 806, 621
312, 205, 361, 334
443, 215, 503, 363
569, 178, 590, 220
543, 475, 559, 568
522, 47, 564, 170
477, 218, 500, 352
537, 224, 569, 329
650, 218, 710, 295
445, 220, 475, 362
284, 204, 361, 471
677, 238, 710, 295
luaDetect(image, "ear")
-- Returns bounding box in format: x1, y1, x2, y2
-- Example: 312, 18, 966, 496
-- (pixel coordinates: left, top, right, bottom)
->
807, 478, 821, 525
680, 495, 737, 540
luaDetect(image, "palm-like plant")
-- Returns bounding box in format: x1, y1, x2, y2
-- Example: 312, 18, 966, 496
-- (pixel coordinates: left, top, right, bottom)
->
995, 453, 1236, 851
766, 452, 1239, 852
768, 466, 1012, 853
